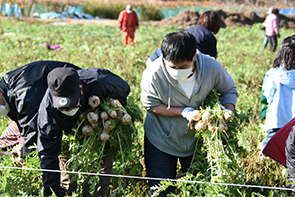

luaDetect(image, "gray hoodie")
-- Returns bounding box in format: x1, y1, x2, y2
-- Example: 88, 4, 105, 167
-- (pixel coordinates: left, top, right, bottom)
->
141, 51, 238, 157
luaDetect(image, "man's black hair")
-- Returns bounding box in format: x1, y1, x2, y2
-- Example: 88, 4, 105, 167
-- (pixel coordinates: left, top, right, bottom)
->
161, 30, 197, 64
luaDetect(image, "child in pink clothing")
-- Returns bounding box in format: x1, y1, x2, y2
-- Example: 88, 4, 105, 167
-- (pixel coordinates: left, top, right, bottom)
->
263, 8, 280, 52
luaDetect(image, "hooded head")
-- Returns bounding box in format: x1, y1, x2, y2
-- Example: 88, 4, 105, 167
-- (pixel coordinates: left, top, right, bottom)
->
126, 4, 133, 14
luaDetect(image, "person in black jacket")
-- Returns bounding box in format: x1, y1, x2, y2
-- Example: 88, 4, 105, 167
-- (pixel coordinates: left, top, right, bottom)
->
147, 10, 221, 66
186, 10, 221, 59
0, 61, 81, 159
37, 67, 130, 197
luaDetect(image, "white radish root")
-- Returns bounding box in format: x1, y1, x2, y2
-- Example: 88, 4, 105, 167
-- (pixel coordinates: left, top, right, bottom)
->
202, 111, 212, 123
110, 99, 120, 107
86, 111, 99, 123
100, 129, 110, 141
218, 119, 228, 132
116, 109, 127, 118
195, 120, 207, 132
88, 95, 100, 108
122, 113, 132, 125
79, 112, 86, 120
208, 120, 217, 133
191, 110, 202, 121
100, 111, 108, 121
82, 125, 94, 136
107, 109, 117, 118
104, 119, 115, 131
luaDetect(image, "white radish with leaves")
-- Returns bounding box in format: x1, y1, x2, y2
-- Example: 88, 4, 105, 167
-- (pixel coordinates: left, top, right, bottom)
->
100, 111, 108, 121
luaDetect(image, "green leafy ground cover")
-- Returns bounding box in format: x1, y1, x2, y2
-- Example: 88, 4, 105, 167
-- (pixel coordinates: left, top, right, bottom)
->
0, 17, 294, 196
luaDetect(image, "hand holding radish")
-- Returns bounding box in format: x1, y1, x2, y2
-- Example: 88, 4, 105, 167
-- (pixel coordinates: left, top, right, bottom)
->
181, 107, 195, 121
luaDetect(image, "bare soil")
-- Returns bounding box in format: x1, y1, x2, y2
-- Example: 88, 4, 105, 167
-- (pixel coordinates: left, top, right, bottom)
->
43, 9, 295, 30
157, 9, 295, 29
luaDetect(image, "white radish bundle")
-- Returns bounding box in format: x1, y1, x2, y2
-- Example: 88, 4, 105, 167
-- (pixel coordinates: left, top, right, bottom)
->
63, 95, 143, 195
189, 89, 240, 184
76, 96, 136, 143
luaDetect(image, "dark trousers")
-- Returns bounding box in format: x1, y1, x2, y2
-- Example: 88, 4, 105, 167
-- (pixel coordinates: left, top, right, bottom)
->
144, 135, 193, 197
267, 35, 278, 52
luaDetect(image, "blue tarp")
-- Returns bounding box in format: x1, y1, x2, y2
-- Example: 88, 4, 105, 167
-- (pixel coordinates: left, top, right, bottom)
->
279, 8, 295, 15
1, 3, 21, 17
39, 5, 95, 19
1, 4, 96, 19
39, 12, 66, 19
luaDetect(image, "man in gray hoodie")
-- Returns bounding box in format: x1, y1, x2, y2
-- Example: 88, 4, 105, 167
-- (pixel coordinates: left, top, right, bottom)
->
141, 30, 238, 196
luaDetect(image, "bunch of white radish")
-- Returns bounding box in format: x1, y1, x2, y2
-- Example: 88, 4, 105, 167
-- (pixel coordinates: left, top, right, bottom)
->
79, 95, 133, 142
63, 95, 143, 196
188, 105, 235, 136
188, 89, 241, 185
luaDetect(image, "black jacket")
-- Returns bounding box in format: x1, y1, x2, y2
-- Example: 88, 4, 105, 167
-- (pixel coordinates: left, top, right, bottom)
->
37, 68, 130, 196
0, 61, 81, 157
185, 25, 217, 59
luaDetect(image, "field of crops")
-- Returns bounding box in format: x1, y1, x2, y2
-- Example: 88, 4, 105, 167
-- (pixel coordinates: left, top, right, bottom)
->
0, 16, 294, 196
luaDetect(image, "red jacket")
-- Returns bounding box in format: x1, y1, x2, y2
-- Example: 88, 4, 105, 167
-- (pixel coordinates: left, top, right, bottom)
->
118, 10, 139, 32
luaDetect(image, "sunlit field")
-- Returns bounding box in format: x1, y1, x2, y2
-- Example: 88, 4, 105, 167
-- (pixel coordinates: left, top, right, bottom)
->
0, 16, 294, 196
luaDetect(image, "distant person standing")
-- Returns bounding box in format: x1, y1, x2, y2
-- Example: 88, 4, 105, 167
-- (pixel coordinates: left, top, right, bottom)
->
263, 8, 280, 52
262, 7, 273, 50
118, 4, 139, 47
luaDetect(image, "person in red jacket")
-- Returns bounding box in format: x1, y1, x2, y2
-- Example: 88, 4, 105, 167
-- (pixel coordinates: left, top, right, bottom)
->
118, 4, 139, 47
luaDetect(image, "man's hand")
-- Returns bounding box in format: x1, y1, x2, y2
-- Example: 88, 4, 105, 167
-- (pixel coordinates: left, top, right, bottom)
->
181, 107, 195, 122
12, 144, 24, 166
12, 144, 23, 158
220, 104, 235, 121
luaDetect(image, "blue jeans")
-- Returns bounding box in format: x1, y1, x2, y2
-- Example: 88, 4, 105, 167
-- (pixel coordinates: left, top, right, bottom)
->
263, 35, 268, 49
144, 135, 193, 197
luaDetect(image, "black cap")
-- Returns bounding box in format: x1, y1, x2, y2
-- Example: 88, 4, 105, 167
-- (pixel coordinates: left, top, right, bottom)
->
47, 67, 80, 108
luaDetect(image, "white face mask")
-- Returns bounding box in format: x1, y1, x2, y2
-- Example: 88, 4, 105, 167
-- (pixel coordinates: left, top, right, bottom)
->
59, 107, 80, 116
165, 58, 194, 81
127, 10, 132, 14
0, 98, 10, 116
